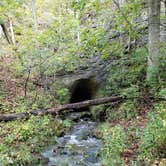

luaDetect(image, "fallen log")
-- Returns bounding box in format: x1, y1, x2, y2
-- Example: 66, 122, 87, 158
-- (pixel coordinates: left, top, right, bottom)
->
0, 96, 165, 122
0, 96, 123, 122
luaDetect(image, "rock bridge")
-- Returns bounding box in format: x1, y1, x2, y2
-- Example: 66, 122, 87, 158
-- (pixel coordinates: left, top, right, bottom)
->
53, 57, 112, 104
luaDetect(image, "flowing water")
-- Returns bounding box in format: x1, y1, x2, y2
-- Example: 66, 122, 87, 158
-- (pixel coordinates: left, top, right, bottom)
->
42, 113, 102, 166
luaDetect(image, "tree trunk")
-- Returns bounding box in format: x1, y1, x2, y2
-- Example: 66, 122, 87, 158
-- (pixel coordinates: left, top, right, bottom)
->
147, 0, 160, 83
9, 19, 16, 45
0, 25, 2, 41
0, 96, 123, 122
164, 0, 166, 41
165, 0, 166, 16
0, 96, 165, 122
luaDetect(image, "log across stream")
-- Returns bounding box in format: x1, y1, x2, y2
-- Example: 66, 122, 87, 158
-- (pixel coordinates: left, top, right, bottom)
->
0, 95, 165, 122
0, 96, 123, 122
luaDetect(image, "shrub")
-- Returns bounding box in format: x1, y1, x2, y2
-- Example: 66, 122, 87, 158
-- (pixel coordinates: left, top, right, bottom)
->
0, 115, 71, 165
138, 107, 166, 163
100, 124, 127, 165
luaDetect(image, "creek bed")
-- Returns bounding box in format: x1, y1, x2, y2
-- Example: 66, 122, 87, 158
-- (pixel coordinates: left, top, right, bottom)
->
41, 113, 102, 166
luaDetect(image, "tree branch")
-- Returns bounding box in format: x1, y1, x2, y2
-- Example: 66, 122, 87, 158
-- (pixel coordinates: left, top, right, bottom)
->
112, 0, 133, 30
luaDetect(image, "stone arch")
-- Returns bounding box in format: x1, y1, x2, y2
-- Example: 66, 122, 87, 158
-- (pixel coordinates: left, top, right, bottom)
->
69, 78, 99, 110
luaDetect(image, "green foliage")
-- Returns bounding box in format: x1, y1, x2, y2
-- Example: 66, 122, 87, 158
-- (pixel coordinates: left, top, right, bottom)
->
91, 104, 105, 121
71, 0, 89, 11
138, 105, 166, 162
121, 85, 139, 98
0, 0, 165, 165
1, 91, 55, 114
119, 101, 138, 120
0, 0, 24, 19
100, 124, 127, 165
63, 119, 73, 128
29, 92, 53, 109
0, 81, 8, 101
113, 0, 143, 42
105, 100, 138, 123
103, 47, 147, 96
158, 88, 166, 98
0, 18, 4, 24
0, 115, 71, 165
160, 43, 166, 84
53, 83, 70, 104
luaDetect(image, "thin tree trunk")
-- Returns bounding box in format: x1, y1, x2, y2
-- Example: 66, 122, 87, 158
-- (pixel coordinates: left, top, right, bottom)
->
76, 12, 80, 46
9, 19, 15, 45
147, 0, 160, 83
0, 26, 2, 41
31, 0, 38, 32
0, 24, 11, 44
164, 0, 166, 41
116, 0, 126, 84
165, 0, 166, 16
24, 68, 31, 98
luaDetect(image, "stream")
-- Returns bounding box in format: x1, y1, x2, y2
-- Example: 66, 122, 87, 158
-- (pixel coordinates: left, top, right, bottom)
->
41, 112, 102, 166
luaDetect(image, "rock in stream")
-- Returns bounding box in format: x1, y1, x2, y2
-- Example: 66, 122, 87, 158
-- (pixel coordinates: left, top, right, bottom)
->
41, 113, 102, 166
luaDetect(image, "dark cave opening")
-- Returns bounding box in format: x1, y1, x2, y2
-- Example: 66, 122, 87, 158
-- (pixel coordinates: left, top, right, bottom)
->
70, 78, 98, 111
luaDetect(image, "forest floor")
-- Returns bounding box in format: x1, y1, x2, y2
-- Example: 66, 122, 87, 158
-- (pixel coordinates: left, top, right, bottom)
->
121, 106, 150, 165
102, 97, 162, 165
0, 56, 166, 165
0, 56, 24, 106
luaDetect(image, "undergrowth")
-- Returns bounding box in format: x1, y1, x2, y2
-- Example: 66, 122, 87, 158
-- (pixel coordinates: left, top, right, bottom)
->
100, 124, 127, 165
0, 116, 71, 165
97, 46, 166, 165
138, 102, 166, 164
